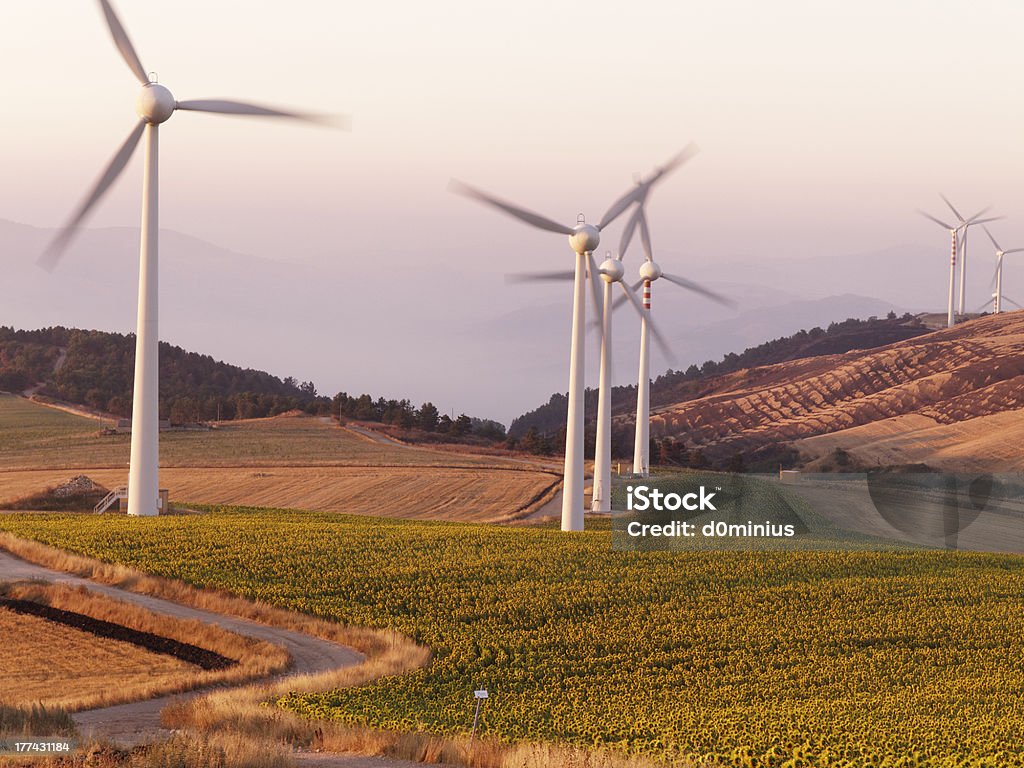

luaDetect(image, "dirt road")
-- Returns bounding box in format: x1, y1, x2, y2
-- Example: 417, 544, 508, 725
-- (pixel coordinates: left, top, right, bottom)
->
0, 548, 363, 747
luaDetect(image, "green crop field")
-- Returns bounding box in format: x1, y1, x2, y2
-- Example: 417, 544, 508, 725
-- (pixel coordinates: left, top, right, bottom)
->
2, 508, 1023, 767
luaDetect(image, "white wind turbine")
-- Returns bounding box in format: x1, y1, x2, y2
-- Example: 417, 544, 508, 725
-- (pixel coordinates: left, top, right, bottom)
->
450, 176, 663, 531
40, 0, 345, 517
939, 195, 994, 317
617, 205, 733, 477
983, 227, 1024, 314
918, 199, 999, 328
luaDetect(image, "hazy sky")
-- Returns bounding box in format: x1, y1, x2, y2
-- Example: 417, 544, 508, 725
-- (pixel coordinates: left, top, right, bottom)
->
2, 1, 1024, 421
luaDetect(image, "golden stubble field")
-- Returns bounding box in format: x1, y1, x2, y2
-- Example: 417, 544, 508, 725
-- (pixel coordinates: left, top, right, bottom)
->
0, 607, 195, 709
0, 395, 558, 522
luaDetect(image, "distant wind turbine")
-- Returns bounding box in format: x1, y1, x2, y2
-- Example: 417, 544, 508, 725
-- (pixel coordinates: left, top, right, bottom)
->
918, 198, 999, 328
983, 227, 1024, 314
40, 0, 346, 516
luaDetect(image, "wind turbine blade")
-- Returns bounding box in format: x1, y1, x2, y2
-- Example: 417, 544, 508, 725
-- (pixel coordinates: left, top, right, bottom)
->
638, 208, 654, 261
175, 99, 347, 128
447, 180, 573, 235
619, 207, 641, 258
964, 206, 993, 224
918, 210, 956, 230
643, 144, 700, 191
598, 186, 641, 231
613, 279, 645, 312
1003, 248, 1024, 255
587, 252, 604, 328
39, 119, 146, 271
1003, 296, 1023, 310
940, 194, 966, 224
598, 144, 700, 231
968, 216, 1004, 227
97, 0, 148, 85
983, 226, 1002, 253
647, 313, 676, 364
504, 270, 574, 283
662, 273, 736, 307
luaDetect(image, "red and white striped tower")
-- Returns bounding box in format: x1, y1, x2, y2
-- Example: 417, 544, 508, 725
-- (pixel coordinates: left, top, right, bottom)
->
947, 227, 958, 328
633, 261, 661, 476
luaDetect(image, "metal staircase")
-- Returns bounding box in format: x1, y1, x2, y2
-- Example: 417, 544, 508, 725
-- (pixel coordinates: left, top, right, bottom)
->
94, 487, 127, 514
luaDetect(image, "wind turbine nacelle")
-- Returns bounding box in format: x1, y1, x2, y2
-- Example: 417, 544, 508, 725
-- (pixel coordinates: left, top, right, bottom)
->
569, 224, 600, 255
639, 260, 662, 281
137, 83, 176, 124
599, 257, 624, 283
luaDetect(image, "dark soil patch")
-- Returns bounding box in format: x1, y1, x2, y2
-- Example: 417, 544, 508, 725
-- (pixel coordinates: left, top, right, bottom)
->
0, 598, 236, 671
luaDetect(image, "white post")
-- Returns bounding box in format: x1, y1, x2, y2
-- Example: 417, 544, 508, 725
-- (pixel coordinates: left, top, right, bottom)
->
592, 279, 613, 512
947, 229, 957, 329
561, 251, 586, 531
995, 254, 1003, 314
633, 279, 651, 476
127, 123, 160, 517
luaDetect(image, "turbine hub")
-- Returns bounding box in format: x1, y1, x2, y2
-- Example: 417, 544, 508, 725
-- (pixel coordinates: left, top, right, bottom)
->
136, 83, 175, 124
599, 257, 623, 283
568, 223, 600, 255
639, 260, 662, 281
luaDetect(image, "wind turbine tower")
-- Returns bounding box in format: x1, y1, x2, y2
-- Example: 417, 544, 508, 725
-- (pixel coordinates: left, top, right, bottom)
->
40, 0, 342, 516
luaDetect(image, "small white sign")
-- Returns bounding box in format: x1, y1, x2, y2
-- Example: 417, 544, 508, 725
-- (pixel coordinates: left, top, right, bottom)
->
474, 689, 488, 699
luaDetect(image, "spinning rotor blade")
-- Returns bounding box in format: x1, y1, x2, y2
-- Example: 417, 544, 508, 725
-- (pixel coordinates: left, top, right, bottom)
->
638, 208, 654, 261
97, 0, 148, 85
447, 180, 573, 235
1004, 248, 1024, 255
619, 207, 641, 258
615, 281, 674, 361
940, 194, 966, 224
612, 279, 645, 311
175, 99, 347, 128
661, 273, 736, 307
504, 270, 574, 283
984, 226, 1002, 253
39, 119, 146, 271
964, 206, 993, 225
918, 210, 956, 231
598, 184, 643, 231
1003, 296, 1023, 310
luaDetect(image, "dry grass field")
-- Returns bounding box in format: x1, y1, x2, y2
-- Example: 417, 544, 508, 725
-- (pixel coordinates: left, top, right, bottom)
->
0, 580, 291, 712
0, 606, 196, 710
0, 395, 558, 522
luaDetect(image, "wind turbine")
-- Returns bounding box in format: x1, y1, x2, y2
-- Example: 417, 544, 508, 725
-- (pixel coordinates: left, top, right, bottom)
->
450, 175, 665, 531
983, 227, 1024, 314
938, 195, 993, 317
40, 0, 344, 517
918, 199, 999, 328
618, 205, 733, 477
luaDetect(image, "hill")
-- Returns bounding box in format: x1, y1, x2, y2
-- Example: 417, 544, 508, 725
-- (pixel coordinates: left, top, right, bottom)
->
0, 326, 323, 421
636, 311, 1024, 472
510, 313, 929, 442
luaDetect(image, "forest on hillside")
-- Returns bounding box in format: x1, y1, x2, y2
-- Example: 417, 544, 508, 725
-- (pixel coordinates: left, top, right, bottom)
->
0, 326, 504, 443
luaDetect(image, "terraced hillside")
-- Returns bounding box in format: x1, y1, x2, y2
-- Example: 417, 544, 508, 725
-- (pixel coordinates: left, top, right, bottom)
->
635, 311, 1024, 470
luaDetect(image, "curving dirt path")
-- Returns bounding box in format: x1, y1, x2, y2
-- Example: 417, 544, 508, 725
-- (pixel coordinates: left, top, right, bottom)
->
0, 548, 363, 747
